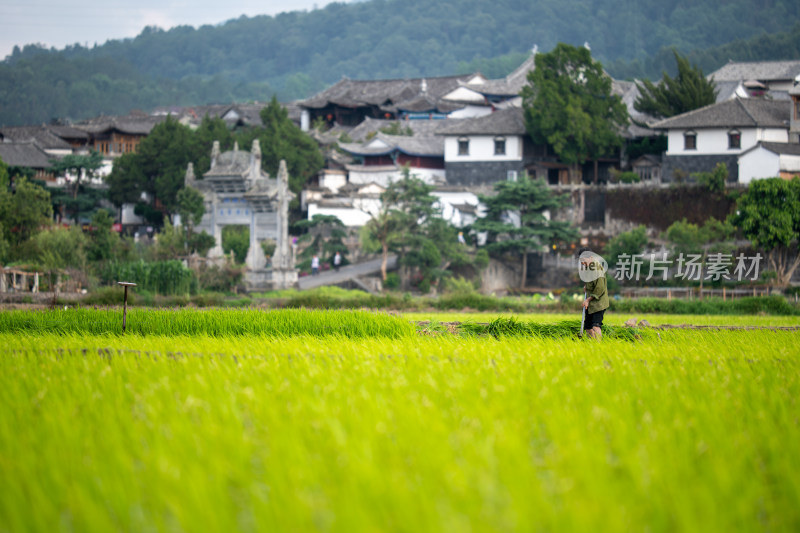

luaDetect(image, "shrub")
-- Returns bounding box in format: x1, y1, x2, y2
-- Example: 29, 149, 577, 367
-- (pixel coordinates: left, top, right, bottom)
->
384, 273, 400, 290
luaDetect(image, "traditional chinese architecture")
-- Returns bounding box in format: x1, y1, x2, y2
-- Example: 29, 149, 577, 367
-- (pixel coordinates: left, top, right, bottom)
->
186, 140, 297, 289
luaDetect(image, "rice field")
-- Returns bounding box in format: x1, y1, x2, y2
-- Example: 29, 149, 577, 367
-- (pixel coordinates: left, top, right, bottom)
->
1, 308, 798, 532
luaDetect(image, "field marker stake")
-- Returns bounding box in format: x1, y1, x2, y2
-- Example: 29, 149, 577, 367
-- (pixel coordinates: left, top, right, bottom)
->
117, 282, 137, 333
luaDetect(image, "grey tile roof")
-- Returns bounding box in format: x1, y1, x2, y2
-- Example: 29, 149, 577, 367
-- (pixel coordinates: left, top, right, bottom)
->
0, 140, 53, 168
340, 131, 444, 157
75, 114, 166, 135
299, 74, 475, 114
435, 108, 526, 136
347, 117, 453, 142
714, 80, 745, 102
46, 125, 89, 141
758, 142, 800, 156
460, 53, 537, 97
613, 80, 660, 137
708, 60, 800, 82
0, 126, 72, 150
651, 98, 789, 130
204, 150, 253, 178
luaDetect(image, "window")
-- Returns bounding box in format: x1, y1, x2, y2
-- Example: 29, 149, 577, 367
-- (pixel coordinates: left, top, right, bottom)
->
684, 130, 697, 150
494, 136, 506, 155
728, 129, 741, 149
507, 170, 518, 182
458, 137, 469, 156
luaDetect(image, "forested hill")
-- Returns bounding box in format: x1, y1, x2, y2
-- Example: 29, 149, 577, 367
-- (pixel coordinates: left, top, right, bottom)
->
1, 0, 799, 126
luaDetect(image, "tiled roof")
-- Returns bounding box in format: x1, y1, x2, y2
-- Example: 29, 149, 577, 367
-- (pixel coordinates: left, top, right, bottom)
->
47, 125, 89, 141
758, 142, 800, 156
75, 114, 166, 135
613, 80, 660, 137
708, 60, 800, 82
204, 150, 253, 178
435, 108, 526, 136
459, 53, 537, 97
347, 117, 453, 142
299, 74, 475, 114
340, 131, 443, 157
651, 98, 789, 130
0, 126, 72, 150
0, 140, 53, 168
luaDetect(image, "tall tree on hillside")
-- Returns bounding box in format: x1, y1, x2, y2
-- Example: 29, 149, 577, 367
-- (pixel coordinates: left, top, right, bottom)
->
521, 43, 628, 184
634, 50, 718, 119
473, 175, 578, 288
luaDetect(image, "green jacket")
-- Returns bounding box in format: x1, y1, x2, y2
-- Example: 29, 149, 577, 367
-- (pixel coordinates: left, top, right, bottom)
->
585, 274, 609, 314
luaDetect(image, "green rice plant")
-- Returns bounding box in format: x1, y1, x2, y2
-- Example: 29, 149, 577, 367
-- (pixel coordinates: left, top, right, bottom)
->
0, 329, 798, 532
0, 308, 415, 339
465, 317, 653, 341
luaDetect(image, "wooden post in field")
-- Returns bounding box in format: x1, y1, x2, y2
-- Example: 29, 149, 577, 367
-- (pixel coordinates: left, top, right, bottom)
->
667, 289, 671, 301
117, 282, 137, 333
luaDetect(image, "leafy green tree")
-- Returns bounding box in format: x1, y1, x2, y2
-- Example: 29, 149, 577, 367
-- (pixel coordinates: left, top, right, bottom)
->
86, 209, 125, 263
730, 177, 800, 287
236, 97, 324, 196
222, 226, 250, 264
27, 226, 87, 299
294, 214, 348, 271
604, 225, 648, 267
634, 51, 719, 119
362, 170, 445, 287
522, 43, 628, 183
175, 186, 215, 255
136, 116, 196, 216
106, 152, 146, 207
693, 162, 728, 193
47, 183, 107, 225
666, 218, 733, 257
191, 116, 235, 175
0, 159, 9, 262
50, 150, 104, 200
364, 209, 403, 282
0, 177, 53, 248
106, 116, 199, 223
473, 175, 578, 288
665, 217, 734, 289
176, 186, 205, 232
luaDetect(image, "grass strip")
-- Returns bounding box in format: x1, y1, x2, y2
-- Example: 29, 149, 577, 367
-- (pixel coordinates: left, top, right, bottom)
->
0, 308, 415, 339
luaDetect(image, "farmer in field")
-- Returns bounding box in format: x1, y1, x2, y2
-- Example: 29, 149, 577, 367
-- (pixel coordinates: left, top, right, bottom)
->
578, 247, 609, 340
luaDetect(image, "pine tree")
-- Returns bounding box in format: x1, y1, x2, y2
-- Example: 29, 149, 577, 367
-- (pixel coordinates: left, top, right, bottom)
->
634, 51, 718, 119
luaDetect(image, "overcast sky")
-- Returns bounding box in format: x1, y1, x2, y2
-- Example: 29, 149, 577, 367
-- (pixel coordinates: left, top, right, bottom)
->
0, 0, 340, 59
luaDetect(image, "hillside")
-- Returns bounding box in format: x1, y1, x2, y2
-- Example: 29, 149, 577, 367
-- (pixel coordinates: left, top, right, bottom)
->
1, 0, 798, 126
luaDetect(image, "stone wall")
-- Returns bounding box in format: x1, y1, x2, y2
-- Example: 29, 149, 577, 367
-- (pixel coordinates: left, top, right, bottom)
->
445, 161, 526, 187
661, 154, 739, 183
481, 259, 520, 295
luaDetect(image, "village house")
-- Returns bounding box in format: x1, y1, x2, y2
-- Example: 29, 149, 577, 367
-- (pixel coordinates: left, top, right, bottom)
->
0, 125, 78, 159
74, 114, 165, 157
708, 59, 800, 101
0, 140, 54, 182
436, 107, 530, 186
297, 73, 490, 130
652, 97, 792, 183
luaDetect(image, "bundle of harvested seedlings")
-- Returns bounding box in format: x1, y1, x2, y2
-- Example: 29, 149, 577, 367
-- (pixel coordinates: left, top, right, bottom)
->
463, 317, 652, 341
